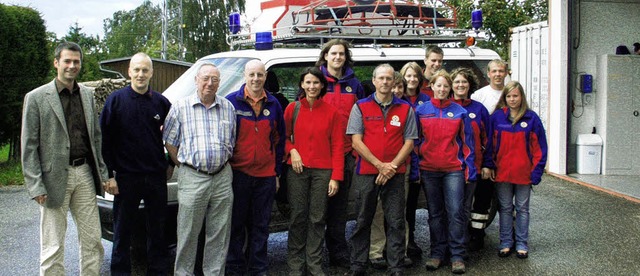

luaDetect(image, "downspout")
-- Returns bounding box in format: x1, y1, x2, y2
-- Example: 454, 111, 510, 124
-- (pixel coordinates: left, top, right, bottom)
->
566, 0, 575, 172
99, 63, 125, 79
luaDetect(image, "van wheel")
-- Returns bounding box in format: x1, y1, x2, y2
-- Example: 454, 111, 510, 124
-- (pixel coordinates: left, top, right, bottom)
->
486, 195, 499, 226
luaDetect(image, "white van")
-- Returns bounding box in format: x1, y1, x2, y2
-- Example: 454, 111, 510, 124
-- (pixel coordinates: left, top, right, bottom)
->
97, 0, 500, 253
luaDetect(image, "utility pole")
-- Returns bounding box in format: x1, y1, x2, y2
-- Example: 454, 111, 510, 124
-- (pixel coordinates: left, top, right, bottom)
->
160, 0, 185, 60
161, 0, 168, 59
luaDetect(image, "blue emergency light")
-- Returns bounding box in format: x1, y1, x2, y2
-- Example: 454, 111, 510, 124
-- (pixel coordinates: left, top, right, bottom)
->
255, 32, 273, 50
229, 12, 240, 34
471, 9, 483, 30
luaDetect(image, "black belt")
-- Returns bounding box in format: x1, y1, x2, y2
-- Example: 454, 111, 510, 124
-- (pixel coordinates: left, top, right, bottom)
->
69, 157, 88, 166
182, 163, 226, 176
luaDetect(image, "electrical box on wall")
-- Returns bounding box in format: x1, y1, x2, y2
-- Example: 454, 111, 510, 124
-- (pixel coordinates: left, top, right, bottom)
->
580, 74, 593, 93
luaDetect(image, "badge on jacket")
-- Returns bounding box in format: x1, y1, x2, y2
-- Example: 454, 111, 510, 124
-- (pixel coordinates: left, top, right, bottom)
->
390, 115, 401, 127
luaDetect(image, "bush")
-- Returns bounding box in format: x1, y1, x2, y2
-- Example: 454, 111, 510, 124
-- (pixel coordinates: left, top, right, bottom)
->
0, 160, 23, 186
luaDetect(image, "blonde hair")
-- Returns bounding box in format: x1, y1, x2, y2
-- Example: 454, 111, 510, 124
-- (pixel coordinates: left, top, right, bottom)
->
429, 69, 452, 98
487, 59, 507, 73
496, 81, 529, 125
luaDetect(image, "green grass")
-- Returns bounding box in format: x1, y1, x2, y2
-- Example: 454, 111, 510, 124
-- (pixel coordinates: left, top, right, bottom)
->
0, 145, 23, 186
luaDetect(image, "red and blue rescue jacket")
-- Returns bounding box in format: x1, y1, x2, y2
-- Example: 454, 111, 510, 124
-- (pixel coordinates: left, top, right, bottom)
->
415, 98, 477, 182
404, 93, 431, 182
452, 99, 492, 172
355, 95, 412, 175
320, 65, 365, 154
225, 84, 285, 177
488, 107, 548, 185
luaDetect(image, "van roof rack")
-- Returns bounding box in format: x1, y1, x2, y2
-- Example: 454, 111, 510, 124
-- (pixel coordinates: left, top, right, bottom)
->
227, 0, 484, 50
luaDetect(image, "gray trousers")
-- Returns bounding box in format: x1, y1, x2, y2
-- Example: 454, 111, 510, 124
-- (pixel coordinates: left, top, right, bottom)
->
349, 173, 406, 273
174, 164, 233, 276
286, 166, 331, 276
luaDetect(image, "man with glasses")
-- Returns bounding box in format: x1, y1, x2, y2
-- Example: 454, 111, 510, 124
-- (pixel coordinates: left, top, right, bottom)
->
163, 63, 237, 275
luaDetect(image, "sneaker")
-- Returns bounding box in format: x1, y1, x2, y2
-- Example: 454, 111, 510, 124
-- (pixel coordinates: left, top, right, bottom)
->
370, 257, 387, 270
451, 261, 466, 274
424, 258, 442, 271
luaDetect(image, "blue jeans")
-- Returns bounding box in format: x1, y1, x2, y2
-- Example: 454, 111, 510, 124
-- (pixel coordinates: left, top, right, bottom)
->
226, 170, 276, 275
421, 170, 466, 262
496, 182, 531, 252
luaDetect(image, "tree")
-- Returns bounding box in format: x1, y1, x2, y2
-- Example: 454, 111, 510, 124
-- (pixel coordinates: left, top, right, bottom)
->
0, 4, 50, 160
178, 0, 245, 61
446, 0, 548, 61
59, 22, 108, 82
102, 0, 163, 59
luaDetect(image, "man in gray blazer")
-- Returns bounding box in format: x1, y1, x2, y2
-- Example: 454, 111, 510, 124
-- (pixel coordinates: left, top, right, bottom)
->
21, 42, 109, 275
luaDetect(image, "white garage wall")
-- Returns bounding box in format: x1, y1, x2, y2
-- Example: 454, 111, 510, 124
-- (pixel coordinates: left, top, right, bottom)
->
568, 0, 640, 173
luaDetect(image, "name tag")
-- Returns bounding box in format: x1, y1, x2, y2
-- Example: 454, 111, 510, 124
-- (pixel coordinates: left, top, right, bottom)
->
236, 110, 252, 117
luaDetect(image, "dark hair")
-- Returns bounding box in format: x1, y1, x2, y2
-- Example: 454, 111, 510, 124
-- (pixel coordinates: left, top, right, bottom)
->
315, 39, 354, 68
633, 42, 640, 53
450, 67, 479, 97
616, 45, 631, 55
425, 45, 443, 58
393, 71, 407, 97
55, 41, 83, 61
297, 67, 328, 99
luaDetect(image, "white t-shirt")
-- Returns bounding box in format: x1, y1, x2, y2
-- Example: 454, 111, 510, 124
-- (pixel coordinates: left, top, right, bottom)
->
471, 85, 502, 114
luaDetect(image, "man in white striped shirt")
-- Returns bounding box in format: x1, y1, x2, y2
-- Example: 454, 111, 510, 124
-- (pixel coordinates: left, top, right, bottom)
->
163, 62, 237, 275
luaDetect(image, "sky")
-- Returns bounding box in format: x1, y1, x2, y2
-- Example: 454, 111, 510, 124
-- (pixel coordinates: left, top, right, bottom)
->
2, 0, 262, 38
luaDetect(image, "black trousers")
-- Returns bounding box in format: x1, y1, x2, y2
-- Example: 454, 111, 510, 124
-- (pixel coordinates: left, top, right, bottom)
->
325, 153, 355, 260
111, 172, 168, 275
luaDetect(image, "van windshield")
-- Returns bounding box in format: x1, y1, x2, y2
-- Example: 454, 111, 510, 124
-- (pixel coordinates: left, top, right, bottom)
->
163, 57, 491, 105
162, 57, 254, 103
268, 59, 491, 102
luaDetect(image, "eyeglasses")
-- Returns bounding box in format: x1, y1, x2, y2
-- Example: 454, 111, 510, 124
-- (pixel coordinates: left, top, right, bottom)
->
197, 75, 220, 84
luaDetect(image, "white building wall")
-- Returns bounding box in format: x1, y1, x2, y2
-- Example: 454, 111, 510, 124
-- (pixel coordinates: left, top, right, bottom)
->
547, 0, 570, 174
568, 0, 640, 172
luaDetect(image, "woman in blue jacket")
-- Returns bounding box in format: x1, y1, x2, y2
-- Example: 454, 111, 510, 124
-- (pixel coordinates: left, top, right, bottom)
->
487, 81, 547, 259
415, 70, 476, 274
450, 67, 491, 249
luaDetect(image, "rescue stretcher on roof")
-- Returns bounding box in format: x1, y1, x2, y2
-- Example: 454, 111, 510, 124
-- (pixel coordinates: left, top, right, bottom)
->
227, 0, 485, 49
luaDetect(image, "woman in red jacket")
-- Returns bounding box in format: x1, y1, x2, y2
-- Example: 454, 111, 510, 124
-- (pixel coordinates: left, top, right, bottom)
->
415, 70, 476, 274
284, 67, 344, 275
488, 81, 548, 259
